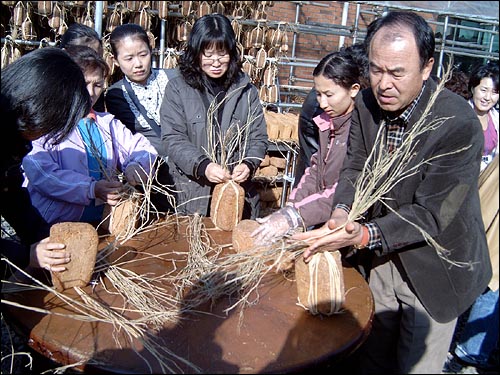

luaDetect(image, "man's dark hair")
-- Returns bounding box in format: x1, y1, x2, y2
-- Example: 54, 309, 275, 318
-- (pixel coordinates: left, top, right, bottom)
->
364, 11, 435, 71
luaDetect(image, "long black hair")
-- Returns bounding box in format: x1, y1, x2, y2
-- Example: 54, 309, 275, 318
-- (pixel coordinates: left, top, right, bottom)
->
179, 13, 242, 91
1, 47, 91, 145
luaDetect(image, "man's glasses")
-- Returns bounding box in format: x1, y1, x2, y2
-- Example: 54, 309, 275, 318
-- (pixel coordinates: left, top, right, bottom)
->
201, 54, 230, 65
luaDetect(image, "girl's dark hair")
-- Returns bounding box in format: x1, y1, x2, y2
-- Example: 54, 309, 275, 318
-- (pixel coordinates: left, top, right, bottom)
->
468, 61, 499, 94
364, 11, 435, 71
60, 23, 102, 50
64, 45, 110, 79
179, 13, 242, 91
109, 23, 151, 57
1, 47, 91, 145
313, 50, 362, 90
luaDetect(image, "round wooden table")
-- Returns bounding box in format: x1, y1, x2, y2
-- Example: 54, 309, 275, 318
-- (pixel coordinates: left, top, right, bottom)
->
4, 217, 374, 374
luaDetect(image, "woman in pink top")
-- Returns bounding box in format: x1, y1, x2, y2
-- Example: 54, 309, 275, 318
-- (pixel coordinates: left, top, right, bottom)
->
468, 61, 499, 172
252, 47, 368, 244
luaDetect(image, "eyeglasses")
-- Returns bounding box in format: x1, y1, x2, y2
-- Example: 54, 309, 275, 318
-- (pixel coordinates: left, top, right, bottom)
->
201, 54, 231, 65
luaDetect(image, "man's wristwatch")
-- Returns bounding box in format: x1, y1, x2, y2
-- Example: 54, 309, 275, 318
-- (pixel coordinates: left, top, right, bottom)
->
353, 224, 369, 250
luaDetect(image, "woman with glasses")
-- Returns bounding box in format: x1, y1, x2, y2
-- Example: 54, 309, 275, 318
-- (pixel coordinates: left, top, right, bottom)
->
160, 13, 268, 219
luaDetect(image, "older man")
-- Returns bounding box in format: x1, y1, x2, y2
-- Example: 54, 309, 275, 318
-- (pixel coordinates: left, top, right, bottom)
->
293, 11, 491, 374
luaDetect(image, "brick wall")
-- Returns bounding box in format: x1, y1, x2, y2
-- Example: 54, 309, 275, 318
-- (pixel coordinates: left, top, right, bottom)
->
263, 1, 377, 105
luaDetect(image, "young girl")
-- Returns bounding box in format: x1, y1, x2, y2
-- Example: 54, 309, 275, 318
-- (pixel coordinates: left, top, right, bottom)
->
252, 48, 367, 244
159, 14, 268, 218
23, 46, 157, 229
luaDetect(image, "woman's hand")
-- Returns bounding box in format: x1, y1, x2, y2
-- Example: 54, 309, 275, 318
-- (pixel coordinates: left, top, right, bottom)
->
205, 162, 231, 183
94, 180, 124, 206
29, 237, 70, 272
231, 163, 250, 183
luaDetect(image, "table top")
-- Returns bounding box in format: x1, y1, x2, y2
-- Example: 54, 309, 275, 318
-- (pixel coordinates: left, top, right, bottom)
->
4, 217, 374, 374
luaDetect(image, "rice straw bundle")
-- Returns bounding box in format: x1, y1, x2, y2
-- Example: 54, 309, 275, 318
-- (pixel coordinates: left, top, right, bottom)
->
101, 192, 141, 240
295, 250, 344, 315
1, 259, 202, 374
210, 180, 245, 231
203, 87, 263, 230
49, 222, 99, 292
232, 219, 261, 252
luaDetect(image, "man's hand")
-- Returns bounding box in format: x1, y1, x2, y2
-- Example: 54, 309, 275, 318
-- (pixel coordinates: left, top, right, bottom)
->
291, 208, 364, 262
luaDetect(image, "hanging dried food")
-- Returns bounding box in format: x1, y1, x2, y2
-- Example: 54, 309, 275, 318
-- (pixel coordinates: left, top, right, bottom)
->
280, 31, 289, 53
48, 3, 63, 30
176, 20, 191, 43
21, 14, 37, 41
147, 30, 155, 49
242, 57, 254, 77
82, 2, 94, 29
232, 5, 245, 18
231, 18, 242, 42
255, 47, 267, 70
249, 22, 265, 49
138, 4, 152, 32
179, 1, 193, 17
163, 49, 178, 69
158, 0, 170, 19
36, 1, 53, 17
1, 37, 21, 69
263, 63, 277, 87
267, 85, 278, 103
198, 1, 210, 18
213, 1, 225, 15
13, 1, 26, 27
125, 1, 141, 12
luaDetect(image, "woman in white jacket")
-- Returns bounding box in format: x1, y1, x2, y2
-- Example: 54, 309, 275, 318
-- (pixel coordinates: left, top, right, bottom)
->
23, 45, 158, 225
